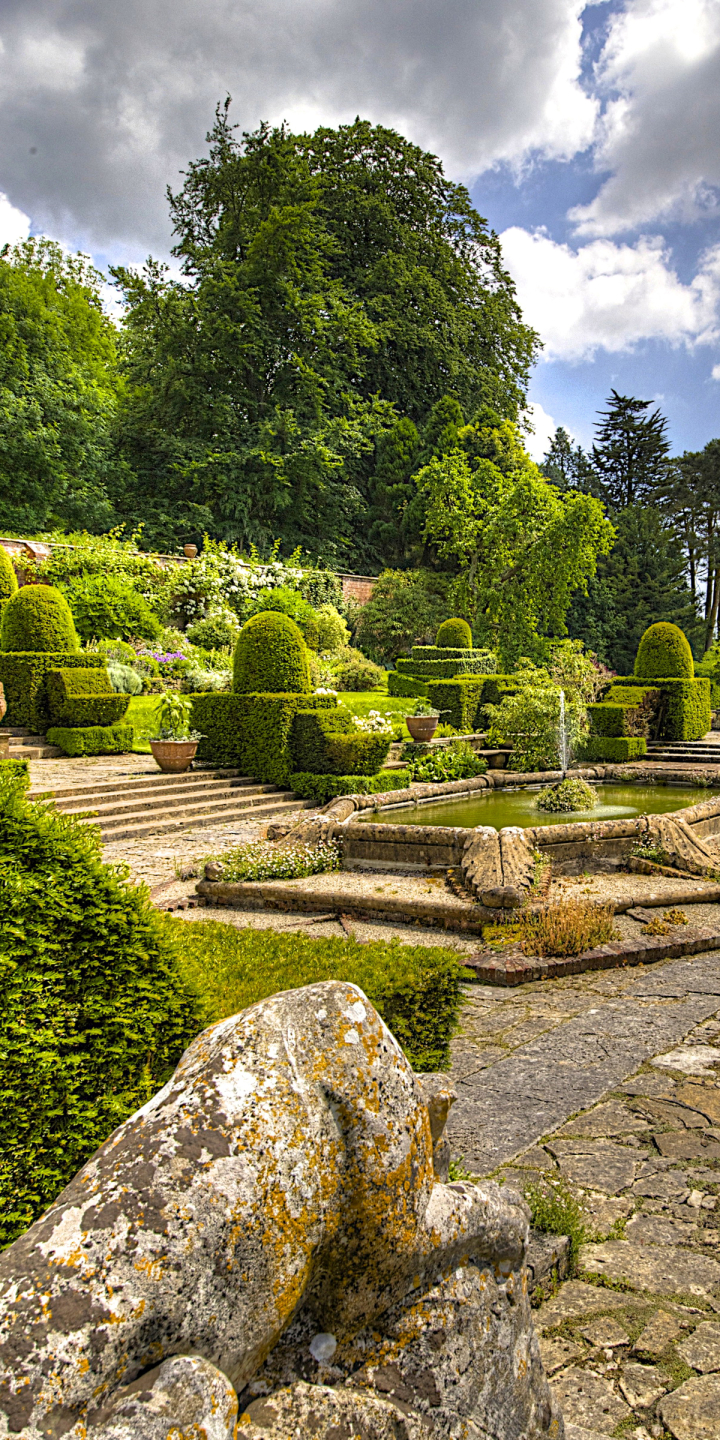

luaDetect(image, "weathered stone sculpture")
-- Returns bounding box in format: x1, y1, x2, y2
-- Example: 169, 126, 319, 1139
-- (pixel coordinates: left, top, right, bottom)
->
0, 981, 562, 1439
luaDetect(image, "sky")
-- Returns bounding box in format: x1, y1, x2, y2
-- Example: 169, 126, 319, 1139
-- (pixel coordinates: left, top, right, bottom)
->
0, 0, 718, 460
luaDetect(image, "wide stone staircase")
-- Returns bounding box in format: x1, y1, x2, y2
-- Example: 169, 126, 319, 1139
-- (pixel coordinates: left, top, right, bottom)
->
646, 737, 720, 765
1, 725, 64, 760
29, 768, 312, 842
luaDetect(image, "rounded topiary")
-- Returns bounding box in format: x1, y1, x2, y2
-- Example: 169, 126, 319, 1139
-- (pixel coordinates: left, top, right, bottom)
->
233, 611, 311, 694
0, 547, 18, 605
634, 622, 694, 680
1, 584, 80, 653
435, 617, 472, 649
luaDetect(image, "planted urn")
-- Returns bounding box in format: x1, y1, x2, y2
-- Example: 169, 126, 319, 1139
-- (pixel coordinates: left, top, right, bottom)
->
149, 694, 202, 773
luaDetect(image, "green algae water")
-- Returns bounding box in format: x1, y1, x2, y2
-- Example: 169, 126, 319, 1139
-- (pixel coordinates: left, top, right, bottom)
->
358, 784, 709, 830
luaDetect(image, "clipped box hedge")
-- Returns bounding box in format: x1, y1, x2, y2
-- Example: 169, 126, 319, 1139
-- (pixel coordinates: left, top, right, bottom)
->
427, 674, 518, 731
387, 671, 429, 699
396, 655, 493, 680
46, 668, 130, 728
191, 692, 336, 784
46, 724, 135, 757
601, 675, 711, 742
290, 708, 392, 776
411, 646, 475, 661
0, 652, 107, 731
582, 736, 647, 762
289, 769, 411, 804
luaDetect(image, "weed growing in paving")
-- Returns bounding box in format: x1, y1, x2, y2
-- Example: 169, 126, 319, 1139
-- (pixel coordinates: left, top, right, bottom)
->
641, 907, 689, 936
524, 1176, 589, 1270
521, 898, 618, 957
205, 838, 340, 882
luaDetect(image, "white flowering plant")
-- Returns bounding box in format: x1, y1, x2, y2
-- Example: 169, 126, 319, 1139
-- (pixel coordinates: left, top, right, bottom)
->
207, 838, 340, 882
352, 710, 394, 735
170, 537, 304, 628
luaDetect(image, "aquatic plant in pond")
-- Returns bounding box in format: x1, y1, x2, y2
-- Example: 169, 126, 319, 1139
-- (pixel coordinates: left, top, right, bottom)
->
536, 777, 598, 814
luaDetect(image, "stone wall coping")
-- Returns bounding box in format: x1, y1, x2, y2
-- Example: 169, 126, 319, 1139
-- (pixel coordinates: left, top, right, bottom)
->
464, 925, 720, 986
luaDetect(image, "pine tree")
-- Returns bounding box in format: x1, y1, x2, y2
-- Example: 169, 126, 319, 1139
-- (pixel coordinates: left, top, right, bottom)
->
591, 391, 670, 508
541, 426, 600, 495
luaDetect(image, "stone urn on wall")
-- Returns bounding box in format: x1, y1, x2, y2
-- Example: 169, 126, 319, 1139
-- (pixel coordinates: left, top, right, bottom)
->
183, 543, 198, 560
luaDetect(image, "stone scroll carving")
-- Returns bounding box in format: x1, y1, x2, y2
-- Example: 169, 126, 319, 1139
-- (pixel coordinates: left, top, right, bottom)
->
0, 981, 562, 1439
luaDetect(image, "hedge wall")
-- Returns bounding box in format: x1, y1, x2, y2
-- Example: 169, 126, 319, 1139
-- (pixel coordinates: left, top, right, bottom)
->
396, 655, 494, 680
387, 672, 429, 698
46, 724, 134, 756
290, 709, 392, 776
289, 769, 411, 804
598, 676, 711, 742
191, 692, 336, 783
427, 674, 518, 731
582, 736, 648, 762
411, 646, 480, 661
46, 668, 129, 728
0, 653, 108, 731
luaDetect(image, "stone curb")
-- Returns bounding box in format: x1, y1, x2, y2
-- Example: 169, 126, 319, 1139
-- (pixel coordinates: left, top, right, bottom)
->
462, 924, 720, 986
195, 879, 497, 931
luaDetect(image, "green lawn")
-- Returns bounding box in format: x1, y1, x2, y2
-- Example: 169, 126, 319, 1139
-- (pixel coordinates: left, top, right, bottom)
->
126, 688, 412, 753
126, 695, 160, 752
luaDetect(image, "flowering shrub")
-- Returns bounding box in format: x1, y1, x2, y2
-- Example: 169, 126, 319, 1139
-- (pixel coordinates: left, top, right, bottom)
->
170, 538, 303, 627
208, 838, 341, 882
352, 710, 394, 735
145, 650, 187, 665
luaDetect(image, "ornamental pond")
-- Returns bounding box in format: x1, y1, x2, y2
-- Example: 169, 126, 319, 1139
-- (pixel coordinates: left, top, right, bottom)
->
358, 782, 708, 830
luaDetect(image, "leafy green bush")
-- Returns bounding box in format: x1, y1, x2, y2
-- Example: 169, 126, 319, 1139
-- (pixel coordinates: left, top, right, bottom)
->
208, 837, 340, 881
289, 769, 411, 803
63, 573, 161, 644
315, 603, 350, 652
485, 662, 589, 771
180, 665, 231, 693
0, 769, 200, 1246
387, 671, 429, 698
46, 723, 135, 755
28, 530, 177, 621
251, 586, 320, 648
581, 735, 647, 761
436, 617, 472, 648
0, 547, 18, 605
233, 611, 311, 694
290, 708, 392, 775
46, 667, 129, 727
0, 652, 106, 730
1, 583, 79, 653
403, 739, 488, 783
191, 692, 335, 781
174, 920, 470, 1072
354, 568, 451, 663
635, 621, 694, 680
334, 657, 386, 691
536, 778, 598, 813
0, 757, 28, 789
107, 661, 143, 694
186, 610, 239, 650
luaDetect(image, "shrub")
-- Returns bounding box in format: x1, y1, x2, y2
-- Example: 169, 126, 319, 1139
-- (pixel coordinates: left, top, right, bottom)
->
536, 778, 598, 813
334, 658, 386, 691
388, 671, 429, 699
63, 573, 161, 644
233, 612, 311, 694
581, 736, 647, 762
429, 674, 518, 733
252, 586, 320, 648
173, 919, 470, 1071
520, 898, 618, 957
46, 724, 135, 756
436, 617, 472, 648
1, 584, 79, 653
635, 622, 694, 680
0, 772, 200, 1246
354, 568, 451, 663
315, 603, 350, 652
186, 610, 239, 650
0, 547, 18, 605
107, 661, 143, 695
46, 668, 130, 728
289, 769, 411, 804
597, 675, 710, 742
403, 740, 488, 783
524, 1177, 588, 1270
0, 652, 106, 730
207, 837, 341, 882
485, 664, 588, 771
0, 757, 28, 789
191, 692, 336, 781
290, 708, 392, 776
180, 666, 231, 694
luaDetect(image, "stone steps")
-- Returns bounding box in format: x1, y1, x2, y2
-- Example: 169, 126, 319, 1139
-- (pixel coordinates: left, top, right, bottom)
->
29, 766, 310, 842
1, 725, 64, 759
646, 741, 720, 764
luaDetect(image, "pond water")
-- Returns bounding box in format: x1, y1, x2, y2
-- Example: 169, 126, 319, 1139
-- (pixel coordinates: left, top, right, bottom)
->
357, 783, 709, 831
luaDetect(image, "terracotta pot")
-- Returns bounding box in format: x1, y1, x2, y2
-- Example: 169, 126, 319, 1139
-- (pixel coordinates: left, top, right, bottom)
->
405, 714, 439, 743
150, 739, 198, 773
183, 544, 198, 560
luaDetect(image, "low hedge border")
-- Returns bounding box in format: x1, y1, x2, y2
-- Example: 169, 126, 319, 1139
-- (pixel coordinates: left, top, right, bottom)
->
289, 769, 411, 805
191, 692, 337, 784
396, 655, 495, 680
387, 672, 429, 699
580, 736, 647, 762
290, 709, 391, 776
0, 653, 107, 731
427, 674, 518, 731
47, 668, 129, 728
46, 724, 135, 757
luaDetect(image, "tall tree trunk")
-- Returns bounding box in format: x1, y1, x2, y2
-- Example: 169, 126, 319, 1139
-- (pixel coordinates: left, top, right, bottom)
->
705, 564, 719, 653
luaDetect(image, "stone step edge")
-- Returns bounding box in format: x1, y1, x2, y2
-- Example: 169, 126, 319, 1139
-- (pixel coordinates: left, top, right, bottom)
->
462, 925, 720, 987
195, 878, 498, 931
95, 789, 299, 828
29, 768, 248, 800
56, 784, 283, 820
102, 797, 312, 842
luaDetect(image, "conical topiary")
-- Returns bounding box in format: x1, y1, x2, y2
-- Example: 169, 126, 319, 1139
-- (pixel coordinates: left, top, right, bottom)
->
634, 622, 694, 680
1, 584, 80, 653
233, 611, 311, 694
436, 617, 472, 649
0, 547, 18, 606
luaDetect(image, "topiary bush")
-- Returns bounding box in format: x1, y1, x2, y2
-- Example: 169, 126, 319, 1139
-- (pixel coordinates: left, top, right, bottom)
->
46, 723, 135, 756
0, 653, 106, 730
0, 766, 200, 1247
290, 709, 392, 775
63, 573, 161, 644
634, 622, 694, 680
46, 668, 130, 728
233, 611, 311, 694
190, 692, 336, 780
0, 547, 18, 608
436, 617, 472, 649
1, 584, 80, 653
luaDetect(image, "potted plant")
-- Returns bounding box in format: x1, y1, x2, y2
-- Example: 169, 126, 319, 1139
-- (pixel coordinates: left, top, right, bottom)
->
405, 699, 441, 743
149, 694, 203, 773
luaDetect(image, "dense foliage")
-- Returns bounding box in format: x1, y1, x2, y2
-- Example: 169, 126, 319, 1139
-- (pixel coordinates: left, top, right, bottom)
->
1, 583, 79, 653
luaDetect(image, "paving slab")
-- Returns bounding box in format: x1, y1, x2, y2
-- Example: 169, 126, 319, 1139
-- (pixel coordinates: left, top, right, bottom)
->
549, 1367, 630, 1433
676, 1320, 720, 1372
659, 1371, 720, 1438
632, 1309, 683, 1355
579, 1240, 720, 1296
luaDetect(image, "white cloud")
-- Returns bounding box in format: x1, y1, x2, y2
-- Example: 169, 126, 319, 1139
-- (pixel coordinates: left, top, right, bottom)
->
525, 402, 558, 460
0, 0, 597, 253
570, 0, 720, 235
0, 192, 30, 248
712, 364, 720, 381
501, 226, 720, 360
